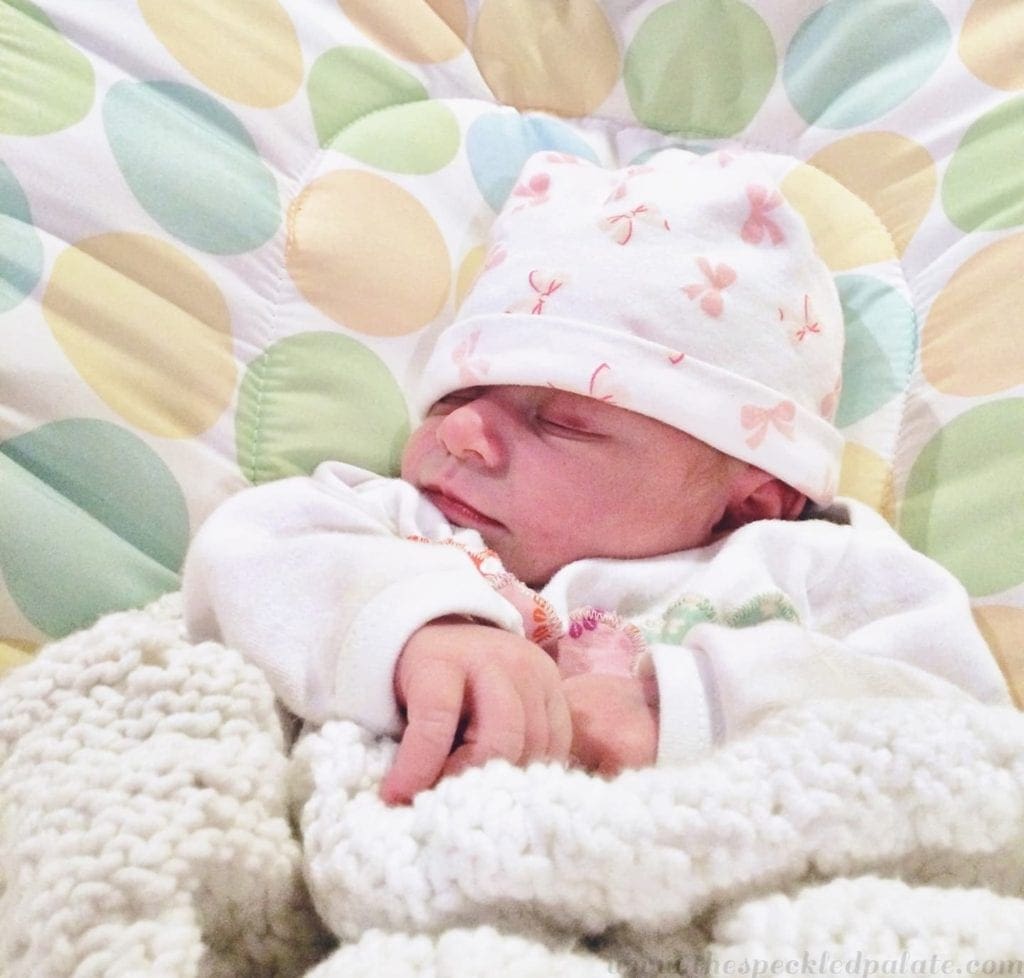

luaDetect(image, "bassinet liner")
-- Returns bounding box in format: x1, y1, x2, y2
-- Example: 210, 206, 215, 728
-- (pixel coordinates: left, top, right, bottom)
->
1, 3, 1021, 691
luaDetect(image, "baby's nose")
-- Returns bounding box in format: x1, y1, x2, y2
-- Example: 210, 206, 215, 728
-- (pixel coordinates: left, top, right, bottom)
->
436, 400, 503, 468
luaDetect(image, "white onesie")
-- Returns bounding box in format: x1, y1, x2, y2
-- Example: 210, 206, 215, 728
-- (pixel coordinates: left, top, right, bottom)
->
182, 461, 1012, 765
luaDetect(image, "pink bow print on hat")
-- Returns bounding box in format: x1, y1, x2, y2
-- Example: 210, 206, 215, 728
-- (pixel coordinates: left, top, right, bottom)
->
452, 329, 489, 385
682, 258, 737, 318
741, 185, 786, 246
741, 400, 796, 448
599, 202, 670, 246
418, 148, 846, 510
793, 294, 823, 342
510, 171, 551, 209
507, 269, 569, 315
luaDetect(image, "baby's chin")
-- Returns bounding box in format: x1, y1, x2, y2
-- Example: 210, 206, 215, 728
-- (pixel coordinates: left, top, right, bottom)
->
486, 538, 559, 589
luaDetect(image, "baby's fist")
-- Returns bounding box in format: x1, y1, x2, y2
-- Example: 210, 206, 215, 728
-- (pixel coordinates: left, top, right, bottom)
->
562, 673, 658, 776
381, 619, 572, 804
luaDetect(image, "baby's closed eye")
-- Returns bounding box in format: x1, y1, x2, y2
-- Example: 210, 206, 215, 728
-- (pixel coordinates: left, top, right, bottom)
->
536, 412, 606, 440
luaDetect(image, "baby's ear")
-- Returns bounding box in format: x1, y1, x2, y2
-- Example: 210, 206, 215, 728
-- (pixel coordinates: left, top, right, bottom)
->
719, 467, 807, 529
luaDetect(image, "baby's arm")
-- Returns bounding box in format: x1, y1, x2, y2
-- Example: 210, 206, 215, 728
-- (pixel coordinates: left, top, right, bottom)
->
652, 505, 1013, 765
182, 462, 527, 736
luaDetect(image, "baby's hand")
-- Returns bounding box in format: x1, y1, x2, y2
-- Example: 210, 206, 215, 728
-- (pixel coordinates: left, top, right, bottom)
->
380, 619, 572, 805
562, 674, 658, 777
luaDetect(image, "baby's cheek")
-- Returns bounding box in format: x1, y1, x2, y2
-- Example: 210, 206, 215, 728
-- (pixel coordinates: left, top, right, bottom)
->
575, 492, 643, 549
399, 423, 433, 481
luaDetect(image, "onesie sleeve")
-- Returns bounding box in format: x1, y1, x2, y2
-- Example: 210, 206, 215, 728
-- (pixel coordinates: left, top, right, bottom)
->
182, 462, 524, 734
649, 500, 1013, 767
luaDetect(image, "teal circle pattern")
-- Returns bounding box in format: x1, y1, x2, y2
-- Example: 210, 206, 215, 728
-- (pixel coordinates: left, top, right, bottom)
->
0, 161, 43, 313
785, 0, 950, 129
103, 81, 281, 254
0, 420, 188, 636
466, 113, 599, 211
834, 275, 917, 428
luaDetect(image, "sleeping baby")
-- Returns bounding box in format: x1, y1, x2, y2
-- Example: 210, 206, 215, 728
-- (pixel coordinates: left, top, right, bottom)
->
183, 150, 1011, 804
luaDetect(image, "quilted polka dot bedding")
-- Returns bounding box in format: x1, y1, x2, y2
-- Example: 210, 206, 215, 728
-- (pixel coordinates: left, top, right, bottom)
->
0, 0, 1022, 704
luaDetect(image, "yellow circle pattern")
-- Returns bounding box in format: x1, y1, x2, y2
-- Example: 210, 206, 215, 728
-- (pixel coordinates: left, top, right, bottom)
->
472, 0, 620, 116
807, 134, 936, 258
456, 246, 486, 309
42, 234, 237, 439
286, 171, 451, 336
781, 164, 898, 271
4, 0, 1024, 701
839, 443, 894, 523
139, 0, 303, 108
973, 605, 1024, 707
960, 0, 1024, 90
340, 0, 468, 63
922, 233, 1024, 396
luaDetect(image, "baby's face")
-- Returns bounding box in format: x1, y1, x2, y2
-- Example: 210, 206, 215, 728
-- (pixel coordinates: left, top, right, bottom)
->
401, 385, 742, 587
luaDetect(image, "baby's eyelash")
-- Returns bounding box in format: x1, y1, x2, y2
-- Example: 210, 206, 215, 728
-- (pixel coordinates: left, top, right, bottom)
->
541, 415, 582, 430
538, 415, 604, 440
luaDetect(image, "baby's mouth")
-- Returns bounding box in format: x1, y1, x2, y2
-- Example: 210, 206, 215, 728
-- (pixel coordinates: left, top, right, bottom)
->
422, 487, 504, 531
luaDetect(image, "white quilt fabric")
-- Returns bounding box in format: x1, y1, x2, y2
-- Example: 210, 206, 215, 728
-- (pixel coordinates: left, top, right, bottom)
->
2, 594, 1023, 977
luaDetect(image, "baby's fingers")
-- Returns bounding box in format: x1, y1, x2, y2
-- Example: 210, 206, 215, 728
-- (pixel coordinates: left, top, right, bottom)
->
443, 663, 526, 777
544, 683, 573, 764
380, 658, 464, 805
514, 670, 571, 764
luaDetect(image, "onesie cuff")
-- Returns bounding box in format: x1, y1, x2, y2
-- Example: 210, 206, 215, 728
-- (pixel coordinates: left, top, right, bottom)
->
648, 644, 720, 766
327, 569, 525, 736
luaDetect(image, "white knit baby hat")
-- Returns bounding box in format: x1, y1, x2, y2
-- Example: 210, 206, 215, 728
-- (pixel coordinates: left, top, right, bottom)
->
415, 149, 845, 505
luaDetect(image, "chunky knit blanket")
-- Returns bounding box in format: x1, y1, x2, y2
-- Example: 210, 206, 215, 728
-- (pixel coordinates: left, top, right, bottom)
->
2, 596, 1023, 978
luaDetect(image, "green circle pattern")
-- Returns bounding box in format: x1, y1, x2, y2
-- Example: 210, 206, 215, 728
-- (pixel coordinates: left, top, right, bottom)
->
624, 0, 775, 138
308, 47, 460, 173
3, 1, 1024, 648
0, 421, 189, 636
900, 400, 1024, 597
236, 332, 411, 485
0, 0, 95, 136
942, 97, 1024, 232
336, 101, 460, 174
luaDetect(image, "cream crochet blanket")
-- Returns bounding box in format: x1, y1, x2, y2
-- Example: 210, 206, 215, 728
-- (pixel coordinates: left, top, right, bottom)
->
2, 595, 1023, 977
